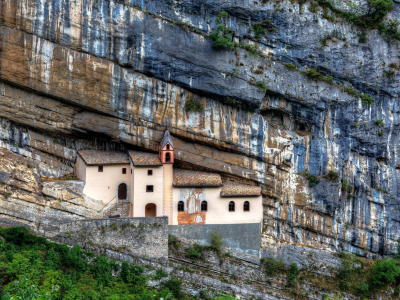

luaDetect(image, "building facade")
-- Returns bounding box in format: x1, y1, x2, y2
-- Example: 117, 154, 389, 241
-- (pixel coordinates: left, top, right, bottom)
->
75, 131, 263, 225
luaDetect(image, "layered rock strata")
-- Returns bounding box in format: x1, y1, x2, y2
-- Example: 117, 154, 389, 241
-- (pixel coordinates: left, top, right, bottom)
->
0, 0, 399, 257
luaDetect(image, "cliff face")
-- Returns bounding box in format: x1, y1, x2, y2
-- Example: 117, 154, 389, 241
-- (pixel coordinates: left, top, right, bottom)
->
0, 0, 400, 257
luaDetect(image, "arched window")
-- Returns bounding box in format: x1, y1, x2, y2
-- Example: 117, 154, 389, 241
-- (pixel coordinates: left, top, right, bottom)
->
166, 153, 171, 162
178, 201, 184, 212
244, 201, 250, 212
201, 201, 207, 211
167, 144, 170, 150
229, 201, 235, 212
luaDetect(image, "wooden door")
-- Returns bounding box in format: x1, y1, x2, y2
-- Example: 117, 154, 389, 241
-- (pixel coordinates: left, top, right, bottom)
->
118, 183, 127, 200
145, 203, 156, 217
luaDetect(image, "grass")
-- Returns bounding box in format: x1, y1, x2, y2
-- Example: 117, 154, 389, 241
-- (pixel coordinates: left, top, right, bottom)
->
284, 63, 298, 71
41, 174, 80, 182
302, 67, 334, 85
252, 81, 269, 91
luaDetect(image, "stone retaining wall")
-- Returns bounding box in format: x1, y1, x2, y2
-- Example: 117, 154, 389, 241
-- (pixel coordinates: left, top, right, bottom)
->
169, 222, 262, 257
48, 217, 168, 264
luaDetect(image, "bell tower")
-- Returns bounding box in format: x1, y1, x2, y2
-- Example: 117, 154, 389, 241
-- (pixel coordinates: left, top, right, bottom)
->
159, 130, 174, 164
160, 130, 174, 224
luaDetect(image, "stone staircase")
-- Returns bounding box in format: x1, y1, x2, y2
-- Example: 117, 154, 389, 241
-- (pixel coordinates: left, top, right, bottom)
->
103, 201, 130, 218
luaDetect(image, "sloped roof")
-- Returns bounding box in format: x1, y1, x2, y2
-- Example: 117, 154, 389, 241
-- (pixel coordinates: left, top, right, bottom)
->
173, 169, 222, 187
128, 150, 162, 166
220, 182, 262, 197
161, 130, 174, 149
77, 150, 129, 165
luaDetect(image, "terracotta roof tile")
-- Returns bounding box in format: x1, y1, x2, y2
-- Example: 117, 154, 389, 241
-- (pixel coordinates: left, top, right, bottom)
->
220, 182, 261, 197
173, 169, 222, 187
128, 150, 162, 166
77, 151, 129, 165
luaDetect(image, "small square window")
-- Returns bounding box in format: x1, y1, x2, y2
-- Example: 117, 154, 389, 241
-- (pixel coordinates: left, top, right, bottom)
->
146, 185, 154, 192
148, 170, 153, 176
98, 166, 103, 172
122, 168, 127, 174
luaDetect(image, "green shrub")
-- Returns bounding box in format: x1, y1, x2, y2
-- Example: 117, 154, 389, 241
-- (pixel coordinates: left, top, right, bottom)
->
210, 12, 236, 50
327, 170, 339, 181
341, 179, 351, 192
360, 93, 374, 105
263, 257, 285, 276
185, 97, 204, 112
0, 226, 175, 300
287, 263, 299, 287
336, 251, 363, 290
374, 118, 385, 127
314, 0, 397, 41
384, 69, 396, 78
355, 280, 369, 295
302, 67, 334, 84
168, 234, 180, 250
154, 269, 168, 279
284, 63, 297, 71
250, 22, 265, 39
162, 278, 186, 299
253, 81, 269, 91
1, 277, 55, 300
211, 231, 223, 252
307, 174, 320, 187
370, 259, 400, 285
378, 130, 384, 137
249, 19, 276, 39
186, 243, 205, 259
358, 31, 368, 43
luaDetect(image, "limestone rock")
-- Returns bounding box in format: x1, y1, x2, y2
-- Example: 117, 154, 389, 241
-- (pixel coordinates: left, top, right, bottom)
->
0, 0, 399, 258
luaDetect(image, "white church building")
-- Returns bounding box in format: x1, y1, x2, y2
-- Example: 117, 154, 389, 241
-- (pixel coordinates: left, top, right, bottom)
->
75, 131, 262, 225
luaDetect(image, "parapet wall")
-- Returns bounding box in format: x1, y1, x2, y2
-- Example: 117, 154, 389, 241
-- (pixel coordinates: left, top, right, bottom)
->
48, 217, 168, 264
169, 222, 262, 258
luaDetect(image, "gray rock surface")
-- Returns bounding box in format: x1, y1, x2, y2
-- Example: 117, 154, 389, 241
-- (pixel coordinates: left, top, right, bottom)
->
0, 0, 400, 259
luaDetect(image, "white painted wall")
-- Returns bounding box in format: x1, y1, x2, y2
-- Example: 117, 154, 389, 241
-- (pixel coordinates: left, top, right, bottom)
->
75, 156, 86, 181
82, 164, 130, 204
129, 163, 135, 217
171, 187, 262, 225
132, 166, 164, 217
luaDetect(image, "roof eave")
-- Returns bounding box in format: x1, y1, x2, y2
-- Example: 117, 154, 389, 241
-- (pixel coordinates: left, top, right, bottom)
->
77, 152, 88, 165
132, 164, 163, 167
173, 184, 223, 188
220, 194, 261, 197
86, 162, 130, 166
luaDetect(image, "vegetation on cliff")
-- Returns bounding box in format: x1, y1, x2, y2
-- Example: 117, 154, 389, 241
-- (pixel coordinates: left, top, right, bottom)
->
0, 227, 235, 300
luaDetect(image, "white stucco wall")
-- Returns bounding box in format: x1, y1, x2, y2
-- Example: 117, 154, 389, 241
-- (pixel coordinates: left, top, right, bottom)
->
75, 156, 86, 182
82, 164, 130, 204
129, 163, 135, 217
172, 187, 262, 225
132, 166, 164, 217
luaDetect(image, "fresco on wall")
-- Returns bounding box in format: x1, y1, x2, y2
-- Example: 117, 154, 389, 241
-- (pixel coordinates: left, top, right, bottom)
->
177, 188, 206, 225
